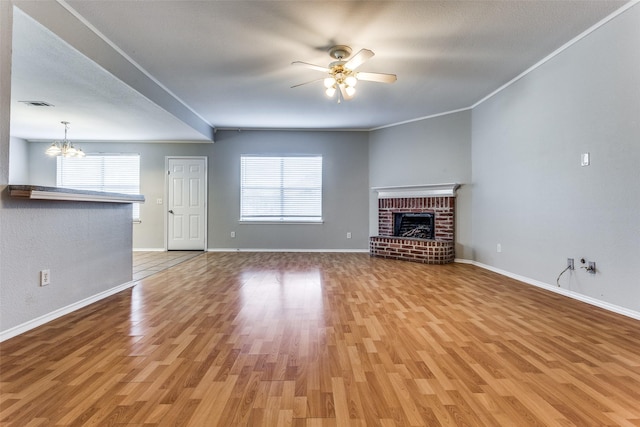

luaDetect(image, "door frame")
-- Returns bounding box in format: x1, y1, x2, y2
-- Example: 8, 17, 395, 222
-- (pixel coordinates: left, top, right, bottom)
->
164, 156, 208, 251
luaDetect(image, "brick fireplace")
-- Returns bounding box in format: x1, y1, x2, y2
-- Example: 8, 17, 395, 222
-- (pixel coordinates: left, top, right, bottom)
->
370, 183, 459, 264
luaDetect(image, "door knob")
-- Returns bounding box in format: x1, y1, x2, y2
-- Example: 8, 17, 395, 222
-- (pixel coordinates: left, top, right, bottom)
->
168, 210, 174, 214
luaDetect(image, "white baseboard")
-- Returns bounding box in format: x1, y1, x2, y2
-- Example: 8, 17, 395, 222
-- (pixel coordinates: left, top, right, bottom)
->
133, 248, 165, 252
0, 280, 137, 342
207, 248, 370, 253
455, 259, 640, 321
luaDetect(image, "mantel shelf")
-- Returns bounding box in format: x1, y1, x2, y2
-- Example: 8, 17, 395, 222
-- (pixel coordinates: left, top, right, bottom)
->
372, 183, 460, 199
8, 185, 145, 204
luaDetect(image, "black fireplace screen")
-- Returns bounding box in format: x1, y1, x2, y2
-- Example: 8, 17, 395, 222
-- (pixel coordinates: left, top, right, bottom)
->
393, 212, 435, 239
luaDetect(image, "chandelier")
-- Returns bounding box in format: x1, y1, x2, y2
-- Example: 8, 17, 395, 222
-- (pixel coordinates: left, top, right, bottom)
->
45, 121, 85, 158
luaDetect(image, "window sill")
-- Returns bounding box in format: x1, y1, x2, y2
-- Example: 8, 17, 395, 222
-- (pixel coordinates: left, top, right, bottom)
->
239, 220, 324, 225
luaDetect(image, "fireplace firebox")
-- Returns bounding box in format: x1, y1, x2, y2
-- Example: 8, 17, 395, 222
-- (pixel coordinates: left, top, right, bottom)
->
393, 212, 434, 240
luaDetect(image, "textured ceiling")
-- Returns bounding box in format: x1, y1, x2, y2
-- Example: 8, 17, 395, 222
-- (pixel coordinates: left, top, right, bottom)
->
9, 0, 632, 142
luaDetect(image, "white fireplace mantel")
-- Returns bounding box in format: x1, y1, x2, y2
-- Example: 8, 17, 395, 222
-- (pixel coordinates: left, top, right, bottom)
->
372, 183, 460, 199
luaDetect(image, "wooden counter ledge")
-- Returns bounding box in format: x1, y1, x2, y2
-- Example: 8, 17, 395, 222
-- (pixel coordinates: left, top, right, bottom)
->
8, 185, 145, 204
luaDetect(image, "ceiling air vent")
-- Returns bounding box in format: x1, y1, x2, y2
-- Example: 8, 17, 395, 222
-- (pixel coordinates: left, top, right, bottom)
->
19, 101, 54, 107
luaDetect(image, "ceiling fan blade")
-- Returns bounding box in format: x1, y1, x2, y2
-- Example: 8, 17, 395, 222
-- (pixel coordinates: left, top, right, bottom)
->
291, 78, 324, 89
291, 61, 330, 73
339, 84, 355, 101
344, 49, 374, 70
356, 72, 397, 83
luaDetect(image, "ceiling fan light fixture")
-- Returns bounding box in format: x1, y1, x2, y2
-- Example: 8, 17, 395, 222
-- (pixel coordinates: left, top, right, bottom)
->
292, 45, 396, 101
345, 86, 356, 97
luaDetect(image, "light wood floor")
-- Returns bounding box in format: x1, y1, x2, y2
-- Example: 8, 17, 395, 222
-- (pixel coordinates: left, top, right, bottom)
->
1, 253, 639, 426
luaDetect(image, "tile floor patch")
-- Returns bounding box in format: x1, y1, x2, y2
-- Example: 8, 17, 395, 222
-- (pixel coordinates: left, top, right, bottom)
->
132, 251, 203, 280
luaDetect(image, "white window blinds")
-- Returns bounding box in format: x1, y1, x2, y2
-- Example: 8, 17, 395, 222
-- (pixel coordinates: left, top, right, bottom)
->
240, 156, 322, 222
57, 154, 141, 220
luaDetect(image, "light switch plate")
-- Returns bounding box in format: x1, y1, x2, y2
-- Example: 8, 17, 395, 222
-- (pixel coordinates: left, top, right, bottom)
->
581, 152, 590, 166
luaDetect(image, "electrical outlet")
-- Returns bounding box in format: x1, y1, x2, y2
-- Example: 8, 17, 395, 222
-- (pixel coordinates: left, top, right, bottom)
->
588, 261, 596, 274
230, 231, 236, 238
567, 258, 574, 270
346, 232, 352, 239
40, 269, 51, 286
497, 243, 502, 253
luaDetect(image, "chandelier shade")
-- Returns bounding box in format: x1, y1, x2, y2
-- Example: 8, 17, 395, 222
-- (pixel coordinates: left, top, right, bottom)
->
45, 121, 85, 158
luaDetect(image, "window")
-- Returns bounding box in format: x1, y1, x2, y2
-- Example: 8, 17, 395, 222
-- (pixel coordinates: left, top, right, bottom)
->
57, 154, 141, 221
240, 155, 322, 222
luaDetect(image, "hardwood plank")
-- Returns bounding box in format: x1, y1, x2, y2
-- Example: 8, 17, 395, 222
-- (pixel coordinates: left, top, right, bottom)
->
1, 252, 639, 426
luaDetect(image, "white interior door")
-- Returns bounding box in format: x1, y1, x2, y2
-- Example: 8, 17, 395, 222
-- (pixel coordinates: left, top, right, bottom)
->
167, 157, 207, 250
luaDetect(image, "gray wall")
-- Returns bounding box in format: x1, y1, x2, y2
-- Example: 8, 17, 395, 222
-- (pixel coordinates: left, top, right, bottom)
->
28, 129, 370, 251
1, 0, 11, 186
0, 200, 134, 333
1, 4, 134, 336
8, 136, 28, 184
211, 130, 370, 250
368, 111, 473, 260
471, 5, 640, 312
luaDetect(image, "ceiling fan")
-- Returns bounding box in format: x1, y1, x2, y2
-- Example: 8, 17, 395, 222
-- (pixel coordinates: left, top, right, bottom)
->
291, 45, 397, 102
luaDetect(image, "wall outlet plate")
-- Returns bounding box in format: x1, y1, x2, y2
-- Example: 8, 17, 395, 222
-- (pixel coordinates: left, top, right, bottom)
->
588, 261, 596, 274
40, 269, 51, 286
567, 258, 574, 270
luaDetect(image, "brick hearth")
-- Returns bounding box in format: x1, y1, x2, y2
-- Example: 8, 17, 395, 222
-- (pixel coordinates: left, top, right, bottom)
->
370, 184, 458, 264
370, 236, 455, 264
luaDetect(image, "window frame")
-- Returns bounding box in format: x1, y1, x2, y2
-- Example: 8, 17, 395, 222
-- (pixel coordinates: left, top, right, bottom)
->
239, 155, 323, 224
